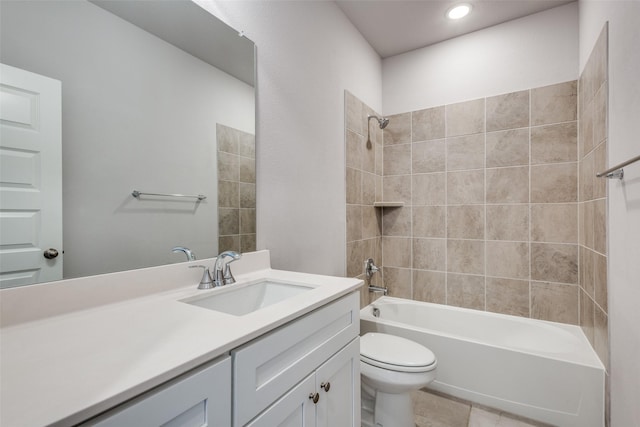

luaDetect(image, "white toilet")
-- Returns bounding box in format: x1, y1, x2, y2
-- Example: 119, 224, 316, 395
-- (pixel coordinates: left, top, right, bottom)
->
360, 332, 437, 427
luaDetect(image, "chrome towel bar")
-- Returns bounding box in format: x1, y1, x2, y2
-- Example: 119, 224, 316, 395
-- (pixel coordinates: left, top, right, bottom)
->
596, 154, 640, 180
132, 190, 206, 201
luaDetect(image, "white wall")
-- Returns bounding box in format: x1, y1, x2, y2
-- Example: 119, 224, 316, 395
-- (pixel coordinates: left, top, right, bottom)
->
1, 1, 254, 278
579, 2, 640, 426
196, 1, 382, 275
382, 2, 579, 114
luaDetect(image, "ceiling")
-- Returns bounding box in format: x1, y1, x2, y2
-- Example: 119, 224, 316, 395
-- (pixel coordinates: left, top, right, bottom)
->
336, 0, 574, 58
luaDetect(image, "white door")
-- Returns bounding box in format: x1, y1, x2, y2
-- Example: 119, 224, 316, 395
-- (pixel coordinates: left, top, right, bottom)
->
246, 374, 316, 427
316, 339, 361, 427
0, 63, 62, 287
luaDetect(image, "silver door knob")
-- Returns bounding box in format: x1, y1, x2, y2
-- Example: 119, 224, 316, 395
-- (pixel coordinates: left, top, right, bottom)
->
43, 248, 59, 259
309, 392, 320, 404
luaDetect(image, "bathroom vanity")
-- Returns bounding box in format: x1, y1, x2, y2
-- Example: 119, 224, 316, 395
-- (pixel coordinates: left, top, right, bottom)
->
0, 250, 362, 427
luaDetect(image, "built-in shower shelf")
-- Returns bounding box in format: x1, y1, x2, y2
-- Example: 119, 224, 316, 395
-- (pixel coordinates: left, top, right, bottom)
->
373, 202, 405, 208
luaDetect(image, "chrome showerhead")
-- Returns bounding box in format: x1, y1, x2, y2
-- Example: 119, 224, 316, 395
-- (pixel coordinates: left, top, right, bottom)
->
368, 115, 389, 129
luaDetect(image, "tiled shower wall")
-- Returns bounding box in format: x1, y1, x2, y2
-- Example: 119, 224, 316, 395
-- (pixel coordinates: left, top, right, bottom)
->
346, 80, 589, 324
345, 92, 384, 307
217, 124, 257, 253
578, 25, 609, 372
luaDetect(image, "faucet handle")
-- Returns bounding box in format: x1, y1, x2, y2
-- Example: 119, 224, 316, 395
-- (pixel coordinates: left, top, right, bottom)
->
223, 263, 236, 285
190, 265, 214, 290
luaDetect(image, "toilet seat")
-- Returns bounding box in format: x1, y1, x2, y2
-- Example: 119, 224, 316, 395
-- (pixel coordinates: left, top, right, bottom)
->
360, 333, 437, 373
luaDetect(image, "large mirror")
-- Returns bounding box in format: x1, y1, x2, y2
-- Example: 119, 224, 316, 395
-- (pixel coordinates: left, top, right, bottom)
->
0, 0, 256, 288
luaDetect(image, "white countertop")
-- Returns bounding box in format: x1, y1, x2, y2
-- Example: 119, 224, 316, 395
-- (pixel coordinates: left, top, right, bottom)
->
0, 251, 362, 427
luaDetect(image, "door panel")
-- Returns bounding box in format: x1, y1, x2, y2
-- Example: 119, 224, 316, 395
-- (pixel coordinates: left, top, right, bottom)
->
0, 63, 62, 287
246, 374, 316, 427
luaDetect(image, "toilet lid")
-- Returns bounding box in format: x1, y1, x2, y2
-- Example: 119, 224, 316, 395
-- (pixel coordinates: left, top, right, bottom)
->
360, 333, 436, 373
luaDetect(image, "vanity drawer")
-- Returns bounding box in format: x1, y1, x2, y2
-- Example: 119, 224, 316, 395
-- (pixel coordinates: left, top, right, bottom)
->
232, 292, 359, 426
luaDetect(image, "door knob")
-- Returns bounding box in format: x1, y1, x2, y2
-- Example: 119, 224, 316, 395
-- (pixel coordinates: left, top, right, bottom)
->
321, 382, 330, 392
43, 248, 59, 259
309, 392, 320, 404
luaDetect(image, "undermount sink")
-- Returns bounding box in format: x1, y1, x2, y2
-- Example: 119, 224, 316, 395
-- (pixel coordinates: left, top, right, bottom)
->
181, 280, 314, 316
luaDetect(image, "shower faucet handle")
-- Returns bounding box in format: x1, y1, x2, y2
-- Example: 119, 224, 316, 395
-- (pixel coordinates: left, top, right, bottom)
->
364, 258, 380, 279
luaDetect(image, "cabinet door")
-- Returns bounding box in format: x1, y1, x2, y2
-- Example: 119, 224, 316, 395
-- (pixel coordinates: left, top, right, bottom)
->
315, 338, 360, 427
84, 356, 231, 427
245, 374, 316, 427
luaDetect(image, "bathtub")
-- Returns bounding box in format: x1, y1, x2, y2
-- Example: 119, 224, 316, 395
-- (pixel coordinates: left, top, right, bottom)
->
360, 297, 604, 427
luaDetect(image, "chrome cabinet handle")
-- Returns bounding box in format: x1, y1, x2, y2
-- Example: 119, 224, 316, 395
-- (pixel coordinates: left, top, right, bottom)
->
320, 382, 330, 392
43, 248, 59, 259
309, 392, 320, 404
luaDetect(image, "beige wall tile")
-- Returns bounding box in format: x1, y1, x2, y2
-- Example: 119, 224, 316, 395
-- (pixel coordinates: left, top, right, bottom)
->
383, 143, 412, 175
362, 206, 381, 239
219, 235, 240, 253
594, 252, 608, 312
531, 122, 578, 164
594, 308, 609, 370
413, 139, 445, 173
346, 167, 362, 204
580, 151, 595, 202
447, 239, 484, 274
239, 157, 255, 183
531, 163, 577, 203
239, 183, 256, 209
447, 205, 484, 239
412, 270, 446, 304
448, 170, 485, 204
382, 206, 412, 237
375, 142, 383, 175
593, 141, 607, 199
346, 240, 364, 277
218, 180, 239, 208
413, 238, 446, 271
238, 133, 255, 159
581, 246, 595, 298
240, 234, 256, 253
531, 80, 577, 126
581, 100, 595, 156
217, 124, 239, 154
412, 106, 445, 141
384, 112, 411, 145
383, 267, 412, 298
240, 208, 256, 234
593, 83, 608, 146
218, 208, 239, 235
486, 90, 529, 132
580, 288, 595, 345
346, 129, 363, 170
486, 166, 529, 203
447, 273, 485, 310
531, 243, 578, 284
346, 205, 362, 242
593, 27, 608, 92
446, 98, 485, 137
345, 91, 365, 135
218, 151, 239, 181
382, 237, 411, 268
486, 277, 530, 317
486, 205, 529, 241
447, 134, 485, 171
531, 281, 579, 324
413, 206, 446, 238
362, 172, 376, 205
363, 136, 376, 174
413, 173, 446, 205
383, 175, 412, 204
486, 129, 529, 168
594, 198, 607, 254
531, 203, 578, 243
486, 241, 529, 279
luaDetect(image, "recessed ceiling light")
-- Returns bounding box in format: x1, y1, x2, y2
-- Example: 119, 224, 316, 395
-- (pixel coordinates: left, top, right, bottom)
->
446, 3, 472, 20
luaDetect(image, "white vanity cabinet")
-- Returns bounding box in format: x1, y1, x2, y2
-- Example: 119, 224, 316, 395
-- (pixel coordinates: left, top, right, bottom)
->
233, 292, 360, 427
82, 356, 231, 427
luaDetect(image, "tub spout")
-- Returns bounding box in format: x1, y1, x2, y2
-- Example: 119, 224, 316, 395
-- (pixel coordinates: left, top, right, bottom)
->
368, 285, 388, 295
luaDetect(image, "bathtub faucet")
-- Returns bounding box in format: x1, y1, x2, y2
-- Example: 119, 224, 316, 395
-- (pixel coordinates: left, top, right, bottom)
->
364, 258, 388, 295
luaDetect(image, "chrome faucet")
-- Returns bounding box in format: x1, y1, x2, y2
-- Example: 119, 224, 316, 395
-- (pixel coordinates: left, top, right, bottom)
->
364, 258, 388, 295
172, 246, 196, 261
213, 251, 242, 287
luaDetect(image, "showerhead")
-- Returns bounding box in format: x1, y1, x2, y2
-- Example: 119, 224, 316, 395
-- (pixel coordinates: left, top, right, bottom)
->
368, 115, 389, 129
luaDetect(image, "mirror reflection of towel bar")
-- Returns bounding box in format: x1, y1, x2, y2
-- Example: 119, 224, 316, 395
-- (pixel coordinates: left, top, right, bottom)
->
131, 190, 206, 201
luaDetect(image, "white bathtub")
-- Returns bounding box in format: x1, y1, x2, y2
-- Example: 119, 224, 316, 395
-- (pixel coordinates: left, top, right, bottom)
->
360, 297, 604, 427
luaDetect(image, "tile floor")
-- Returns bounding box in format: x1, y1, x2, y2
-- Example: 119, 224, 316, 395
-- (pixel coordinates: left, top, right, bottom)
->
412, 389, 549, 427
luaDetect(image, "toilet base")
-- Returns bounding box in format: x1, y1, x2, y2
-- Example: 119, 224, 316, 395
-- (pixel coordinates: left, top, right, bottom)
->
361, 383, 414, 427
